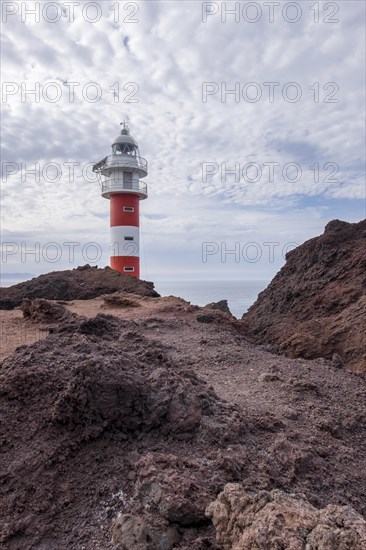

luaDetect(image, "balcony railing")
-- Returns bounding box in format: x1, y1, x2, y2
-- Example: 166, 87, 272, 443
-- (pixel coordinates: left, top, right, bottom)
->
101, 179, 148, 197
93, 155, 148, 175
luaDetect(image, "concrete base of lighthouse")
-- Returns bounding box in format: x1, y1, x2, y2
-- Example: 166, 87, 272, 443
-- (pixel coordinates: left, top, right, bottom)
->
110, 194, 140, 278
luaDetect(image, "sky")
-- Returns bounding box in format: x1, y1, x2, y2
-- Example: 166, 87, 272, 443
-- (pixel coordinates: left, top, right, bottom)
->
1, 0, 365, 285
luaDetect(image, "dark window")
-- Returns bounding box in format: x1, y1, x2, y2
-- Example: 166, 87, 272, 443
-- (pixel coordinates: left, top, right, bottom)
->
124, 236, 134, 241
112, 144, 137, 155
123, 206, 134, 212
124, 267, 134, 272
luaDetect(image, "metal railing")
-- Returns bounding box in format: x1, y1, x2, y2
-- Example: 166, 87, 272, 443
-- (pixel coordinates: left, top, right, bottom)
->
101, 179, 148, 196
93, 155, 148, 174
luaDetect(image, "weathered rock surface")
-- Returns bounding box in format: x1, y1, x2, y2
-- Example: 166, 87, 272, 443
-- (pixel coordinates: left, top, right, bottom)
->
101, 292, 142, 308
242, 219, 366, 372
111, 514, 180, 550
0, 264, 159, 310
0, 313, 243, 548
1, 286, 366, 549
206, 484, 366, 549
204, 299, 232, 315
20, 298, 73, 323
134, 453, 213, 527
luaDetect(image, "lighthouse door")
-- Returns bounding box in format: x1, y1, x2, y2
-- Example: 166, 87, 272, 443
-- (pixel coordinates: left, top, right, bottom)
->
124, 172, 132, 189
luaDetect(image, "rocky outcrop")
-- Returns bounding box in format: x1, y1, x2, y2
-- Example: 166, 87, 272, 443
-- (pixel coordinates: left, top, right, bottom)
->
101, 292, 142, 308
20, 298, 73, 323
204, 299, 232, 315
242, 219, 366, 372
0, 264, 159, 310
206, 484, 366, 549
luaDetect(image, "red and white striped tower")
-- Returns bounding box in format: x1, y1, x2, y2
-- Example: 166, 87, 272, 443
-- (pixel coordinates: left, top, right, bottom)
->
93, 123, 148, 278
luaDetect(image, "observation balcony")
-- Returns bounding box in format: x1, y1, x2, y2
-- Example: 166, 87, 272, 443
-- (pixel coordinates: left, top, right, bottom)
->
100, 179, 148, 200
93, 154, 148, 179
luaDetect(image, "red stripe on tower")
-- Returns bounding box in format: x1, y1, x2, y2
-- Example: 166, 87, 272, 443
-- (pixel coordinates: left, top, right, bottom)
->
93, 122, 148, 279
110, 194, 139, 227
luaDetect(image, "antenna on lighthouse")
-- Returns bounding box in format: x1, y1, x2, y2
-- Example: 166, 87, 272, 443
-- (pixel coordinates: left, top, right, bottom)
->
120, 120, 129, 135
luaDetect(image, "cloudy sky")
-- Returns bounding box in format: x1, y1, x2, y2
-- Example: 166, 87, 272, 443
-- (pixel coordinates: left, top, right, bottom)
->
1, 0, 365, 285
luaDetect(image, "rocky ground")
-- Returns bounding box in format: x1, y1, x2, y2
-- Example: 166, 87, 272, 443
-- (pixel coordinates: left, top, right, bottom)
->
242, 219, 366, 373
0, 265, 159, 310
1, 220, 365, 549
1, 292, 365, 549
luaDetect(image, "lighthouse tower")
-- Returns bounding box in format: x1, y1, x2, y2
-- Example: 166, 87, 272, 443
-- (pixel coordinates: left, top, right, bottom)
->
93, 123, 148, 278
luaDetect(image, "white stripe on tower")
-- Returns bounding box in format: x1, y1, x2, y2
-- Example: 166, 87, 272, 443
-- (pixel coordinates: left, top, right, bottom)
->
110, 226, 140, 257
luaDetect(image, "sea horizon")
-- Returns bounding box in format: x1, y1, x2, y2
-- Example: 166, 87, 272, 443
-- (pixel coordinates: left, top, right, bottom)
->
0, 274, 268, 319
154, 279, 268, 319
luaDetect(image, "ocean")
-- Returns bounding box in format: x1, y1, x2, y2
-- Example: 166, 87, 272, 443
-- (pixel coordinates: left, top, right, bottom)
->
154, 280, 268, 319
0, 275, 268, 319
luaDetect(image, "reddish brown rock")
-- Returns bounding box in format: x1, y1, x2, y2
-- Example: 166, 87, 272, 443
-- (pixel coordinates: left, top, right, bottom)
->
0, 314, 242, 548
134, 453, 214, 527
101, 292, 142, 308
111, 514, 180, 550
1, 288, 366, 549
242, 219, 366, 372
20, 298, 73, 323
206, 484, 366, 549
0, 264, 159, 310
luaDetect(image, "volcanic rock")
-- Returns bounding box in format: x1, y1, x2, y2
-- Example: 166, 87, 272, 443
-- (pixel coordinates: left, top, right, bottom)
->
196, 314, 216, 323
101, 292, 141, 308
1, 282, 366, 548
0, 314, 243, 548
134, 453, 213, 527
111, 514, 180, 550
20, 298, 73, 323
242, 219, 366, 372
0, 264, 159, 310
206, 484, 366, 549
204, 300, 232, 315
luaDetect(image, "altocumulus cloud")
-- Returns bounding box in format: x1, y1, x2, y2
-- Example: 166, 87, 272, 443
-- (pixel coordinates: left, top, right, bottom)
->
1, 0, 365, 281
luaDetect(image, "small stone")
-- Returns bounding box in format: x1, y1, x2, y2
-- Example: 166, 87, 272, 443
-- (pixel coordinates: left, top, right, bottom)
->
258, 373, 280, 383
196, 314, 216, 324
282, 407, 299, 420
258, 344, 278, 354
332, 353, 344, 368
269, 364, 280, 373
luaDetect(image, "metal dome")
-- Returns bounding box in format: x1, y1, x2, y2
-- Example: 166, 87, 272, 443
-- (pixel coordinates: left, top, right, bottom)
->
112, 122, 138, 148
112, 133, 138, 147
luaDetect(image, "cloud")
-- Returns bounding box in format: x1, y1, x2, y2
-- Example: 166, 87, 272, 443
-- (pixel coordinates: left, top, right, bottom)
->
1, 0, 365, 281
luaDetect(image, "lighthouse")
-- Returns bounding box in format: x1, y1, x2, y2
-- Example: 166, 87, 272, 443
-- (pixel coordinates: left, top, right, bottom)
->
93, 123, 148, 278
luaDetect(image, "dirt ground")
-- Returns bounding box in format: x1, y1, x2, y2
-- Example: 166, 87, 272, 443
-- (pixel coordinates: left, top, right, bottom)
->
1, 294, 365, 549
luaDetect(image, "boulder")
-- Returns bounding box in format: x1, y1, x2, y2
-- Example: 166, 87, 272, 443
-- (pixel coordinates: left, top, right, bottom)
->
206, 484, 366, 549
204, 300, 232, 315
111, 514, 180, 550
20, 298, 72, 323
